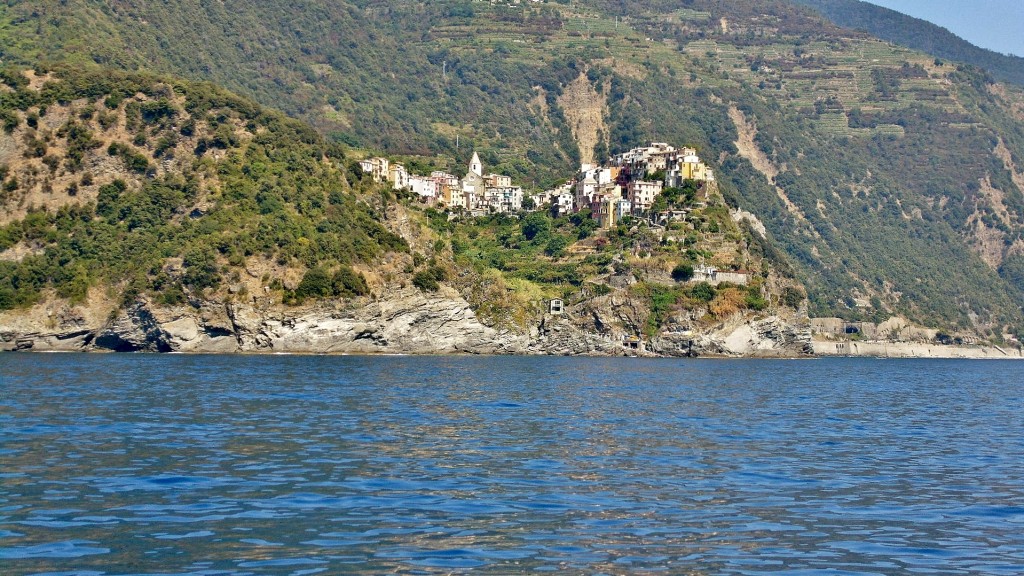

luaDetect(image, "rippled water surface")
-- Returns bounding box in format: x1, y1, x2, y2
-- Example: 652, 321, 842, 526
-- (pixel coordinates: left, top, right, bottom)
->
1, 354, 1023, 574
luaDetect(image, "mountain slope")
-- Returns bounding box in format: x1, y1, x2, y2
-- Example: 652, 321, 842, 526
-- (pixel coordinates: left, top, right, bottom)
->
0, 0, 580, 186
792, 0, 1024, 86
0, 66, 406, 310
0, 66, 810, 356
2, 0, 1024, 338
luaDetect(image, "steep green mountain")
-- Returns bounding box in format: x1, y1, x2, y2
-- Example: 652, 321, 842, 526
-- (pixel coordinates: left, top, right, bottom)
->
0, 67, 799, 354
2, 0, 1024, 338
0, 66, 406, 310
792, 0, 1024, 86
0, 0, 580, 186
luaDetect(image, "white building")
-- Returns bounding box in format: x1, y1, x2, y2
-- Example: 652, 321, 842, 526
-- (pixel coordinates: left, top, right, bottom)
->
627, 180, 662, 213
431, 171, 461, 207
665, 148, 714, 187
528, 183, 573, 214
462, 156, 487, 212
614, 198, 632, 222
409, 175, 438, 199
358, 157, 389, 182
460, 151, 519, 213
589, 188, 630, 228
469, 151, 483, 177
528, 192, 548, 210
389, 164, 409, 190
485, 186, 524, 213
693, 266, 749, 286
554, 191, 574, 216
612, 142, 676, 178
575, 171, 598, 213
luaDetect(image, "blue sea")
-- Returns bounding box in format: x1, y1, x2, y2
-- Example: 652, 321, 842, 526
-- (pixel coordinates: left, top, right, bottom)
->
1, 354, 1022, 574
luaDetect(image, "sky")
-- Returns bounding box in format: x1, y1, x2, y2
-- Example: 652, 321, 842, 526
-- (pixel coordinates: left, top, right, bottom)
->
865, 0, 1024, 57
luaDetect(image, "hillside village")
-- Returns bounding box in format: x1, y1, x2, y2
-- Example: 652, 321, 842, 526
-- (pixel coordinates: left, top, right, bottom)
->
360, 152, 524, 216
361, 141, 716, 229
362, 142, 751, 291
0, 0, 1020, 355
0, 68, 1007, 356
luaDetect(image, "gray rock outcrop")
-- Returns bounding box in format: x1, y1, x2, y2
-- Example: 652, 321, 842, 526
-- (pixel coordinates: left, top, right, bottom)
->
236, 289, 528, 354
1, 289, 814, 357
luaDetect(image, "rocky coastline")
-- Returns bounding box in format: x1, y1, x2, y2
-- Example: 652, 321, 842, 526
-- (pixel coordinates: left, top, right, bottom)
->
1, 289, 817, 358
4, 290, 1017, 359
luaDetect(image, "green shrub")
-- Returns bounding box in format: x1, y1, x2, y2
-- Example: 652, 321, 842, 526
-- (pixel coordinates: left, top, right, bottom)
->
63, 122, 99, 172
24, 135, 46, 157
639, 283, 685, 337
157, 282, 186, 306
0, 286, 16, 310
781, 286, 805, 309
293, 266, 370, 301
296, 266, 333, 299
104, 93, 124, 109
745, 292, 768, 311
55, 265, 90, 304
140, 99, 176, 123
544, 235, 569, 257
182, 247, 221, 290
96, 179, 127, 219
521, 212, 551, 240
97, 111, 117, 130
154, 135, 178, 157
412, 265, 447, 292
671, 263, 694, 281
332, 266, 368, 297
690, 282, 716, 303
1, 110, 19, 133
0, 68, 28, 90
412, 270, 439, 291
107, 142, 151, 173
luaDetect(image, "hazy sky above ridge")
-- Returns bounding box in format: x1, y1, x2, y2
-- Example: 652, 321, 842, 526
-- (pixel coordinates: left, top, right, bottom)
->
865, 1, 1024, 57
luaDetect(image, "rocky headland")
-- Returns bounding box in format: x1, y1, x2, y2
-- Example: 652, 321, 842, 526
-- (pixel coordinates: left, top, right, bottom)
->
6, 290, 1017, 359
0, 288, 815, 358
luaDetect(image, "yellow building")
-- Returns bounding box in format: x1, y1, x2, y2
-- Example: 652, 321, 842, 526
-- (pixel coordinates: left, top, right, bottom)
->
666, 150, 714, 186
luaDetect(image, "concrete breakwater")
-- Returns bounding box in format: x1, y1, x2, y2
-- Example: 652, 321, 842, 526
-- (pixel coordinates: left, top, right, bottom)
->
813, 339, 1023, 359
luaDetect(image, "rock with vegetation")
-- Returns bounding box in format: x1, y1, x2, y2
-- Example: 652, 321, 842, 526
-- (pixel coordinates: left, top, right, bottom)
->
4, 0, 1024, 351
0, 67, 816, 356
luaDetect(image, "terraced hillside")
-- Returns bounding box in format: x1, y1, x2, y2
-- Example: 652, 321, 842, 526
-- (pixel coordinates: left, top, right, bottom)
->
2, 0, 1024, 338
793, 0, 1024, 86
0, 68, 805, 356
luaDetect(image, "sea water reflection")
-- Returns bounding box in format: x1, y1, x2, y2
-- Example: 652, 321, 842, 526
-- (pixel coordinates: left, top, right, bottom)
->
1, 354, 1023, 574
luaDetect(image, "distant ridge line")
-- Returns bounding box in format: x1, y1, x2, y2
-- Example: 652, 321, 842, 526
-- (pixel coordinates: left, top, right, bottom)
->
791, 0, 1024, 86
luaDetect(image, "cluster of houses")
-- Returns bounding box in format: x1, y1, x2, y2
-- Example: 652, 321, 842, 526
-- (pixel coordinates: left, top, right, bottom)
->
529, 142, 715, 227
360, 142, 714, 228
359, 152, 524, 216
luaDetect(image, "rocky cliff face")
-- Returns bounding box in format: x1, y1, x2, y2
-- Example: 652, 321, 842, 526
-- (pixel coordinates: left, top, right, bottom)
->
1, 289, 813, 357
0, 290, 526, 355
